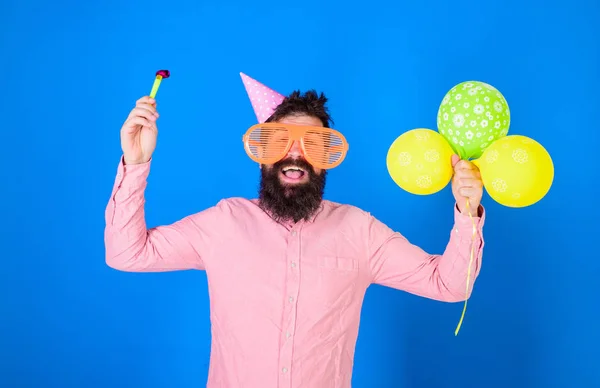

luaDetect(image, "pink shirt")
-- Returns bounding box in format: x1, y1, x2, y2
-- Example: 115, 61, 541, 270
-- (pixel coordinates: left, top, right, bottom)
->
104, 157, 486, 388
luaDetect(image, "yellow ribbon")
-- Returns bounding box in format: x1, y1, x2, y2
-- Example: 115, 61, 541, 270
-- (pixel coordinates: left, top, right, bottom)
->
454, 198, 477, 336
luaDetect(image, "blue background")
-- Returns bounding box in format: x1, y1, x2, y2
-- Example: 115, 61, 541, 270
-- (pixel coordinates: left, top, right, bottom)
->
1, 0, 599, 387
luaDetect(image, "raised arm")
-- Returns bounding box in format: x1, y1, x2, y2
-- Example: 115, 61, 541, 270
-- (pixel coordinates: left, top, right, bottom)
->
104, 95, 223, 272
104, 157, 223, 272
367, 204, 485, 302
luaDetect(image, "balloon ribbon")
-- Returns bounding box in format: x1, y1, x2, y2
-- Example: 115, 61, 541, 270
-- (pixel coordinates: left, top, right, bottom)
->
455, 198, 477, 336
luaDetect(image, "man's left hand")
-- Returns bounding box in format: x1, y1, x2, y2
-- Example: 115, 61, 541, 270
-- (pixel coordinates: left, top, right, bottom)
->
451, 154, 483, 216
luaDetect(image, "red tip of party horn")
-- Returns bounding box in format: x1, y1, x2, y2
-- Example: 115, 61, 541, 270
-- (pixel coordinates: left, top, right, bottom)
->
156, 70, 170, 78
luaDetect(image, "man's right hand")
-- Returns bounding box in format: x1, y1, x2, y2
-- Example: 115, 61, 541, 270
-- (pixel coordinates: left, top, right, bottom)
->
120, 96, 159, 165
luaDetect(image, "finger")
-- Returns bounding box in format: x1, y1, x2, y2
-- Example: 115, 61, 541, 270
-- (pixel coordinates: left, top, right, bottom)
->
123, 116, 155, 131
136, 100, 157, 109
455, 177, 483, 188
454, 160, 475, 171
133, 102, 158, 116
458, 186, 481, 198
451, 154, 460, 167
129, 106, 159, 121
136, 96, 156, 106
454, 168, 481, 180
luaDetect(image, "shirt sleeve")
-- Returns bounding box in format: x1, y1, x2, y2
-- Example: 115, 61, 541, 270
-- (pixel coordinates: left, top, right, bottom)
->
104, 156, 224, 272
367, 204, 486, 302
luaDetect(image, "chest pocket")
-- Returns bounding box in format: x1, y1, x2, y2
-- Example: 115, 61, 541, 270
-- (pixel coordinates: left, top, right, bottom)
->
299, 255, 360, 311
319, 255, 358, 272
297, 226, 364, 310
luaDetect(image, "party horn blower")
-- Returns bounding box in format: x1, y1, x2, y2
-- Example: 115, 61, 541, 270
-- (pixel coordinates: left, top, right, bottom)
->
472, 135, 554, 208
150, 70, 170, 99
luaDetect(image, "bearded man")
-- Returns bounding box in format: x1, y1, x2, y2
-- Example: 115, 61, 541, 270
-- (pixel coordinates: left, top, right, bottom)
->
105, 73, 485, 388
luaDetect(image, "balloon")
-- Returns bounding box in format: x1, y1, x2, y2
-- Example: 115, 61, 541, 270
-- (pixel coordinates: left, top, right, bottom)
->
437, 81, 511, 159
472, 135, 554, 208
386, 128, 455, 195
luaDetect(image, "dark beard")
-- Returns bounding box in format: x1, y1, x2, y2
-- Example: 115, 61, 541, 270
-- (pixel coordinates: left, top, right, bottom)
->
258, 158, 326, 223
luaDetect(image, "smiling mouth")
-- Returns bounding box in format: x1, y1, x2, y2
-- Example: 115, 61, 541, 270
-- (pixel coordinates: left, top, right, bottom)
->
281, 165, 306, 181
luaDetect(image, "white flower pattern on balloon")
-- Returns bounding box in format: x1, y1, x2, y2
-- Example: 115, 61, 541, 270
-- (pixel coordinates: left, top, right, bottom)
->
512, 149, 528, 164
415, 131, 430, 142
485, 149, 499, 163
453, 114, 465, 127
397, 152, 412, 166
424, 149, 440, 162
521, 137, 534, 144
491, 178, 507, 192
416, 175, 432, 188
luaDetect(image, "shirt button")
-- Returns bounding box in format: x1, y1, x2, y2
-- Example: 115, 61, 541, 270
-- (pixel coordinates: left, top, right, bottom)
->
282, 367, 288, 373
291, 230, 297, 236
289, 296, 294, 303
291, 262, 296, 268
286, 331, 292, 338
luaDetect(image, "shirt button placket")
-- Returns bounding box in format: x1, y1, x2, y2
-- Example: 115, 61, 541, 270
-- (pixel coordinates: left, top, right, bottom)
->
279, 226, 301, 387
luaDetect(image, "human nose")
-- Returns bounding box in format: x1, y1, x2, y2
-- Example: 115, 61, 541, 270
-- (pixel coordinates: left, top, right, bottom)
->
287, 140, 303, 158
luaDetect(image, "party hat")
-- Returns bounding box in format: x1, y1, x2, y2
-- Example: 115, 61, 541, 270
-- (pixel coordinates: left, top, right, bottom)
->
240, 72, 285, 123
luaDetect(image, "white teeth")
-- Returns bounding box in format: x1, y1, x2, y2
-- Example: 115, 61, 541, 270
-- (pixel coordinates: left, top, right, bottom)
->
282, 166, 304, 172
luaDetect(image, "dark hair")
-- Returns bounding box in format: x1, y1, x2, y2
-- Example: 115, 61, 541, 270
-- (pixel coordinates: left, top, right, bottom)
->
265, 90, 333, 128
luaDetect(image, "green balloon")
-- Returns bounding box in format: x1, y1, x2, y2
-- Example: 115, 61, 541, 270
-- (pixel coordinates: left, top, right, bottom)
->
437, 81, 510, 159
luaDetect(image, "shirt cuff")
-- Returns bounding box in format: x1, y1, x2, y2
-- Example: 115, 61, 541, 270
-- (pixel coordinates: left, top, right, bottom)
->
454, 203, 486, 229
116, 156, 151, 181
111, 156, 152, 196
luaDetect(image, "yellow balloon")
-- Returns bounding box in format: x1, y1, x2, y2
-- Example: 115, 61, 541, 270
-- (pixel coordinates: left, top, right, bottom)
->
473, 135, 554, 207
386, 128, 455, 195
